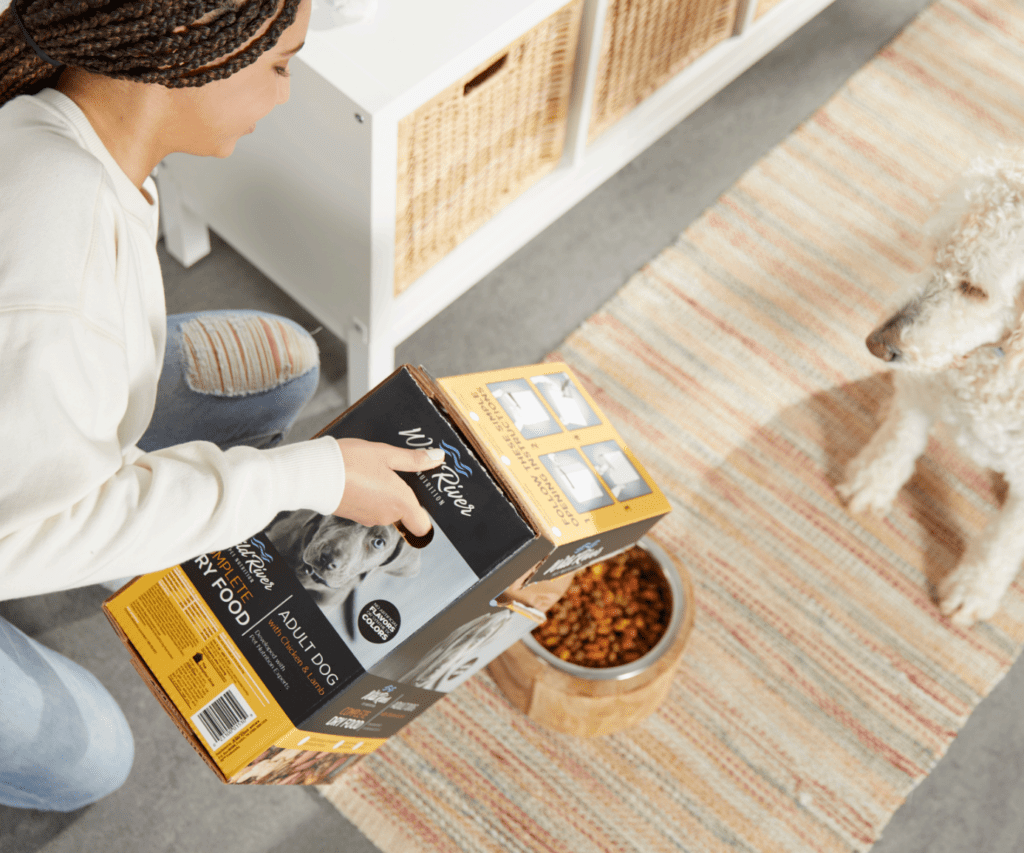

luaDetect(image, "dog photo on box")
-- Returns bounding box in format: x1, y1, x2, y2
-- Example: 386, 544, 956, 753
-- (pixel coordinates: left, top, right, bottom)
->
264, 507, 480, 668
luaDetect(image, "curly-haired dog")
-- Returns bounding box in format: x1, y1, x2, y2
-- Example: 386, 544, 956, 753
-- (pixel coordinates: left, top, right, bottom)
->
838, 153, 1024, 626
264, 510, 421, 610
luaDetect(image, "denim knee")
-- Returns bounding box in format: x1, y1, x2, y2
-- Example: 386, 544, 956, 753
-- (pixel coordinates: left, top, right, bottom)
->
47, 700, 135, 812
0, 622, 135, 812
140, 311, 322, 452
177, 311, 320, 398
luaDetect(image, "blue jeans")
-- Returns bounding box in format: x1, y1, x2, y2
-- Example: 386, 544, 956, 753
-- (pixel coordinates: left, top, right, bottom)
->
0, 310, 320, 811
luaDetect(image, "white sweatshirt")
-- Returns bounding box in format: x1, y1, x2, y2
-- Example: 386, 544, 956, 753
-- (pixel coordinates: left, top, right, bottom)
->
0, 89, 346, 599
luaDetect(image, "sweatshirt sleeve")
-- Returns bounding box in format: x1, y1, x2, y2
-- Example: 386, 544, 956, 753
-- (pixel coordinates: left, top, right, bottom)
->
0, 301, 347, 599
0, 120, 346, 599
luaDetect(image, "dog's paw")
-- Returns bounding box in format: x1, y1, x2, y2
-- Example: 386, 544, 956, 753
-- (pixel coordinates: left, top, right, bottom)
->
836, 469, 896, 516
937, 563, 1006, 627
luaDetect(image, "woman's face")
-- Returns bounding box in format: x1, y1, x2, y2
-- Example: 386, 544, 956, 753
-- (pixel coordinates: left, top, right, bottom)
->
167, 0, 312, 158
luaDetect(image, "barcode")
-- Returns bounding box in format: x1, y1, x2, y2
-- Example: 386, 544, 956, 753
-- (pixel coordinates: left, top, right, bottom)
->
191, 685, 256, 749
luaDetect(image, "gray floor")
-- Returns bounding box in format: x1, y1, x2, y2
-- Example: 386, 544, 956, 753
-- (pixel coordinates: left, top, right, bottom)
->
4, 0, 1021, 850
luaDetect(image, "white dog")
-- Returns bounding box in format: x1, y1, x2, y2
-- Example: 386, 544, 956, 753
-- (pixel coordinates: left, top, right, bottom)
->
838, 152, 1024, 626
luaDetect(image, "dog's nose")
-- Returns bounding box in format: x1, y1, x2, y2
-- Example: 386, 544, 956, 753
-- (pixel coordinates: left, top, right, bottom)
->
866, 322, 902, 362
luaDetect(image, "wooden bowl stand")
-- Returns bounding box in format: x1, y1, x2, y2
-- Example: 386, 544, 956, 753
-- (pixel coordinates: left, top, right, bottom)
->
487, 557, 695, 738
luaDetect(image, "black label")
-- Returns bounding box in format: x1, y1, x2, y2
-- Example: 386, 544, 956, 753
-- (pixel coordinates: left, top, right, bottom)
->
322, 368, 534, 579
301, 674, 446, 739
357, 600, 401, 643
179, 536, 365, 725
529, 514, 668, 583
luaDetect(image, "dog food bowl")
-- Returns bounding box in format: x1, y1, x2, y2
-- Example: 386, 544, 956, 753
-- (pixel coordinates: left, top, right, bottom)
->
488, 537, 695, 737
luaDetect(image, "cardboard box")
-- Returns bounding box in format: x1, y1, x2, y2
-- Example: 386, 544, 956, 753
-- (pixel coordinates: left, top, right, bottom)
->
103, 363, 669, 785
436, 365, 671, 582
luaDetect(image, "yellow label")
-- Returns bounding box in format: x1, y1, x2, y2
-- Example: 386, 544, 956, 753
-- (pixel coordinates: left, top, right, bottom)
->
439, 363, 670, 546
106, 567, 294, 779
274, 730, 386, 755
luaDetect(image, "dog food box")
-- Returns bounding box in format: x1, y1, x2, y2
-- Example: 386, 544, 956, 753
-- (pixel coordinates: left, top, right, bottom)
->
103, 363, 669, 785
436, 365, 671, 583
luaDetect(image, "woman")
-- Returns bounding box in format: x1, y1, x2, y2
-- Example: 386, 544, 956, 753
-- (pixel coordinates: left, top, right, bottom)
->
0, 0, 439, 811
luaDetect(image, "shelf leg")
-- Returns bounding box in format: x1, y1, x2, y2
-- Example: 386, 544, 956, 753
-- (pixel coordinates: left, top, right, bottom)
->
345, 319, 395, 403
156, 165, 212, 268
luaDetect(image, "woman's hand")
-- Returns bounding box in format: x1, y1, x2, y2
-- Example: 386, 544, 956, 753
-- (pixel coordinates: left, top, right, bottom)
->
333, 438, 444, 536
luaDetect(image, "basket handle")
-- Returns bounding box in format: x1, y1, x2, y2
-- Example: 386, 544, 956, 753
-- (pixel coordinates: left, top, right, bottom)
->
463, 53, 508, 96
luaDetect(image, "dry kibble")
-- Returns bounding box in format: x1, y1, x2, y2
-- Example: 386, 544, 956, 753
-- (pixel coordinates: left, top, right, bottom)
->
532, 546, 670, 668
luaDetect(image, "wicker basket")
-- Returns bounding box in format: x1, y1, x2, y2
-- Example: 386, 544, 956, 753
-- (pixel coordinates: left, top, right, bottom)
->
393, 0, 584, 295
588, 0, 740, 143
755, 0, 786, 18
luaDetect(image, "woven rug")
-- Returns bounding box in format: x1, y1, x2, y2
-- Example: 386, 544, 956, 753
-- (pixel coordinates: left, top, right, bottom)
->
323, 1, 1024, 850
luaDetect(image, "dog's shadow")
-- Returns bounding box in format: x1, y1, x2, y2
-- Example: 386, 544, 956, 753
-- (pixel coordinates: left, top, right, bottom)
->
791, 373, 1005, 597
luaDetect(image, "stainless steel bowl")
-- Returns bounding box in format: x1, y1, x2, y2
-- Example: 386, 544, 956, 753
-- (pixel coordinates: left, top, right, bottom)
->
522, 536, 686, 683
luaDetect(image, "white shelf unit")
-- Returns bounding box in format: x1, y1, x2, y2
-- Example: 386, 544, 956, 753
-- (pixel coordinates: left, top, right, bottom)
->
159, 0, 839, 401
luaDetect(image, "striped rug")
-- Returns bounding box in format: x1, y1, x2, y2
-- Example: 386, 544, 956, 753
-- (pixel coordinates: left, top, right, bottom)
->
323, 1, 1024, 850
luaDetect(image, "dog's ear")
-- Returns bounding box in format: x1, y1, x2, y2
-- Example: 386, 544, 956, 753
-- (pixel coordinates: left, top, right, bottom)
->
1001, 279, 1024, 369
383, 540, 421, 578
265, 509, 314, 543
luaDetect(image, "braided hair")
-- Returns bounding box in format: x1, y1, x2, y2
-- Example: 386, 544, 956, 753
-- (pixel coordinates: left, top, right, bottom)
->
0, 0, 301, 108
